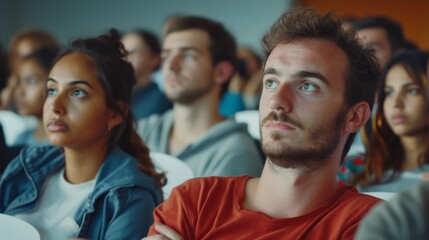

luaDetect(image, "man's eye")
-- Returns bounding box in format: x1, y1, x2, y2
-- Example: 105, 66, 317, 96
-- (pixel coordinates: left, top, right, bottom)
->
47, 88, 57, 96
161, 54, 169, 63
183, 53, 195, 61
300, 82, 317, 92
265, 79, 278, 89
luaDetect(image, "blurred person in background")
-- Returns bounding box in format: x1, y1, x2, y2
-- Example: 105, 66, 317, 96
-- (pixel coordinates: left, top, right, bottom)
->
137, 16, 263, 177
121, 30, 172, 120
0, 29, 58, 146
347, 16, 406, 158
341, 16, 358, 32
151, 14, 185, 92
0, 43, 8, 93
355, 53, 429, 240
355, 16, 405, 69
12, 46, 60, 146
1, 29, 58, 110
340, 51, 429, 192
220, 46, 263, 116
237, 46, 263, 110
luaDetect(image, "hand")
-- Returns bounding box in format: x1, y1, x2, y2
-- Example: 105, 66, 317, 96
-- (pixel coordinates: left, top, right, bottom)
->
228, 73, 245, 92
243, 69, 262, 94
141, 224, 183, 240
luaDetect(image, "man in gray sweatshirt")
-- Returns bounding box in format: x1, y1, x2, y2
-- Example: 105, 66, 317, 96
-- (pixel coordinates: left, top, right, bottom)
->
137, 16, 263, 177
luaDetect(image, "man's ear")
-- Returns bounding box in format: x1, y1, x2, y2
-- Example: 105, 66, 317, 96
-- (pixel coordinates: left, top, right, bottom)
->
213, 60, 234, 85
343, 102, 371, 133
107, 101, 128, 130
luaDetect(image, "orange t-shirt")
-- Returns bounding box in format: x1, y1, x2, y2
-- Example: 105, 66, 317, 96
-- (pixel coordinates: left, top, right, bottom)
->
148, 176, 380, 239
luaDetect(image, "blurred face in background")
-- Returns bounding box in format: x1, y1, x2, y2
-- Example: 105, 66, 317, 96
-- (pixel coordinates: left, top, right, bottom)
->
10, 38, 43, 73
161, 29, 216, 104
14, 59, 47, 117
122, 33, 159, 81
357, 27, 393, 68
237, 47, 261, 78
383, 63, 427, 137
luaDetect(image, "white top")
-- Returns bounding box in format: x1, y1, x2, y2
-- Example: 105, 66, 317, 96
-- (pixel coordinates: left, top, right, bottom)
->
15, 168, 95, 240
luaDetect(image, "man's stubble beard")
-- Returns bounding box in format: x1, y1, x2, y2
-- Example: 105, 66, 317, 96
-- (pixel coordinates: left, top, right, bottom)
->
261, 109, 346, 172
165, 75, 215, 104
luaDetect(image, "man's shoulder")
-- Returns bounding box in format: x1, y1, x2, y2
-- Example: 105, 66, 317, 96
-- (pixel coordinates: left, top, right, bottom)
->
336, 186, 381, 210
340, 186, 380, 199
310, 186, 382, 236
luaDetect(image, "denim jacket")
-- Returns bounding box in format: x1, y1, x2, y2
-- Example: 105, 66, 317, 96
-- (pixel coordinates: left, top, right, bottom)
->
0, 145, 161, 239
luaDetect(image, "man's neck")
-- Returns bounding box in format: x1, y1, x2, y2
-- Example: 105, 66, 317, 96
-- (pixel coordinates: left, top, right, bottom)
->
244, 159, 338, 218
169, 95, 224, 155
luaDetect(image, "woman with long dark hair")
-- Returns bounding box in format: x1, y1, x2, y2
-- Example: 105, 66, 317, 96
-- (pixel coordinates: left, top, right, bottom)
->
343, 51, 429, 192
0, 30, 165, 239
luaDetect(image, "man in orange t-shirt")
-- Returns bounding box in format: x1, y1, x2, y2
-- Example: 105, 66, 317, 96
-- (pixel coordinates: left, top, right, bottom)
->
144, 7, 381, 240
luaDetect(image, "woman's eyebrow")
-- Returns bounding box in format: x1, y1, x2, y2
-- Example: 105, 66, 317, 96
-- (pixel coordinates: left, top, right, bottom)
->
46, 78, 94, 89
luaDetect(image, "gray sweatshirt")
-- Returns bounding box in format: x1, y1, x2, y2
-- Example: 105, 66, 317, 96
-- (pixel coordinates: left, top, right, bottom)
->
137, 110, 263, 177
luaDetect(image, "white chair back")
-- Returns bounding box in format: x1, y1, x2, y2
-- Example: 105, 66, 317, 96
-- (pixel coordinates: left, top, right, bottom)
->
364, 192, 397, 201
234, 110, 260, 139
150, 152, 195, 199
0, 213, 40, 240
0, 111, 37, 146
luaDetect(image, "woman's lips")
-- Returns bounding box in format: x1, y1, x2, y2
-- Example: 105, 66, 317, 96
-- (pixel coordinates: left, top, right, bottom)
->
390, 115, 406, 124
47, 120, 69, 131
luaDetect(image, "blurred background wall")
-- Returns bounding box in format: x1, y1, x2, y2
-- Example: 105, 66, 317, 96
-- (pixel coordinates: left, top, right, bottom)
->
1, 0, 427, 54
300, 0, 429, 50
0, 0, 290, 55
